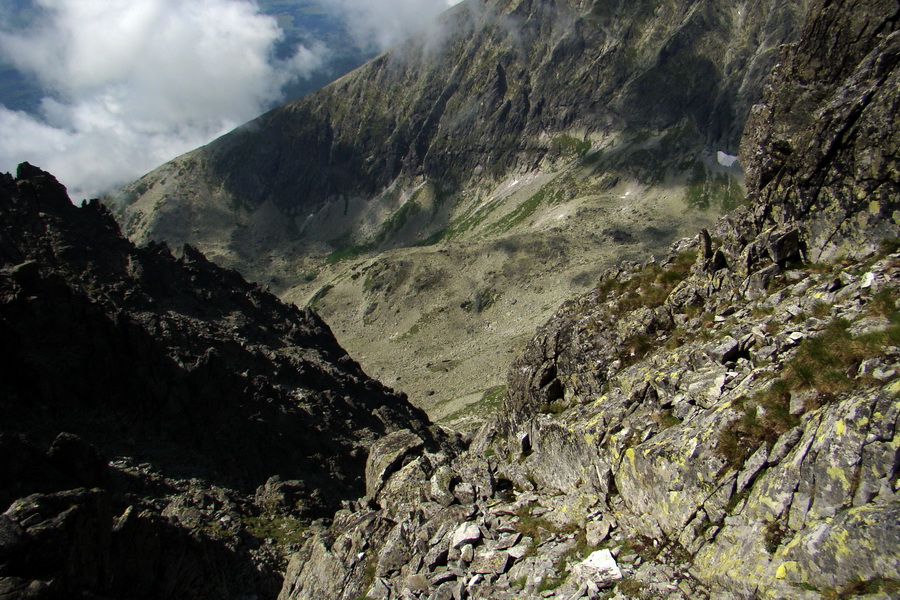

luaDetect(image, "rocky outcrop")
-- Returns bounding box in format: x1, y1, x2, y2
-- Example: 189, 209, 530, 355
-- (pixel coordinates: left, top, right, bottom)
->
275, 1, 900, 598
739, 0, 900, 261
0, 163, 436, 506
0, 163, 453, 598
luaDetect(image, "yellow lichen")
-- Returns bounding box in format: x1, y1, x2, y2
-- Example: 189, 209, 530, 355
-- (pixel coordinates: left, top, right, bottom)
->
827, 466, 851, 490
775, 561, 799, 579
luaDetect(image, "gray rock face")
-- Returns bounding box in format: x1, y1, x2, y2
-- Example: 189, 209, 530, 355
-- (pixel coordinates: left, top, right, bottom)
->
739, 0, 900, 262
366, 430, 426, 500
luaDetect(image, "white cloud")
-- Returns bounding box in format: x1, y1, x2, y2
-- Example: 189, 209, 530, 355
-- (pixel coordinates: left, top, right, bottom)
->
0, 0, 466, 200
0, 0, 327, 200
326, 0, 464, 51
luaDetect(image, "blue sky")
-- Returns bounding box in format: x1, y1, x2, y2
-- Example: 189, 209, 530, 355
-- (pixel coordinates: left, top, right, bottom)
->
0, 0, 462, 199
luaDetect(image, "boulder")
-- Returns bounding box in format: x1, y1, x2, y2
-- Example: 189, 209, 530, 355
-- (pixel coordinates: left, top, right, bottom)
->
570, 549, 622, 588
365, 430, 425, 500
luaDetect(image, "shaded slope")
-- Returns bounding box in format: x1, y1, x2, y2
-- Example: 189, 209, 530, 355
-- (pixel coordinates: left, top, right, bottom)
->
108, 0, 806, 420
0, 163, 433, 512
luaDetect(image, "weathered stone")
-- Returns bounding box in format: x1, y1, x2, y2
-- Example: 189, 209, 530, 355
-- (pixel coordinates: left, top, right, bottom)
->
405, 574, 430, 592
427, 581, 456, 600
586, 520, 611, 547
736, 445, 769, 492
366, 430, 425, 500
507, 543, 531, 561
766, 229, 802, 265
367, 578, 391, 600
707, 336, 741, 364
470, 550, 510, 575
570, 549, 622, 588
430, 465, 456, 507
453, 482, 476, 506
494, 532, 521, 551
768, 427, 803, 465
450, 523, 481, 549
377, 522, 414, 577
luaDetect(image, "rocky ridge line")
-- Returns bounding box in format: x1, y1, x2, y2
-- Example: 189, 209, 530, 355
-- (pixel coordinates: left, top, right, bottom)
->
0, 163, 459, 599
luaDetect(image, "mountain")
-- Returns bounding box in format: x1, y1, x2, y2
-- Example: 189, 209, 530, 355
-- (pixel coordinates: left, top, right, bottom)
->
111, 0, 806, 421
276, 0, 900, 598
0, 163, 456, 598
2, 0, 898, 597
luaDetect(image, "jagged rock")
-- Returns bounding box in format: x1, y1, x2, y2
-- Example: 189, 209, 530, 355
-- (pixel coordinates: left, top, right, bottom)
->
279, 511, 394, 600
366, 430, 426, 501
740, 0, 900, 262
0, 164, 447, 599
0, 164, 434, 519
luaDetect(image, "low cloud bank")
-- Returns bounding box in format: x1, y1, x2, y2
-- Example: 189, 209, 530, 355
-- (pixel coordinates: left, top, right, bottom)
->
0, 0, 458, 200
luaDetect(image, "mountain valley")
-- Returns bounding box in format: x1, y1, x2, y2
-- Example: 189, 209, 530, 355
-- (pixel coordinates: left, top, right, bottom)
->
1, 0, 899, 599
111, 0, 803, 419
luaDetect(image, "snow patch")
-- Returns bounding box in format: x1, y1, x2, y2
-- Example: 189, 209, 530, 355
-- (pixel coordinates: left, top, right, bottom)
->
717, 151, 739, 168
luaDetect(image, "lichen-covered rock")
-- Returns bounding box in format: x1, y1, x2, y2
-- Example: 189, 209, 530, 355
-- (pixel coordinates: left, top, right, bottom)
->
739, 0, 900, 262
365, 430, 426, 501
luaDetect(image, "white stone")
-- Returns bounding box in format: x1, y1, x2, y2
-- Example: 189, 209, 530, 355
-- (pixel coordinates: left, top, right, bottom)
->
450, 522, 482, 549
571, 549, 623, 587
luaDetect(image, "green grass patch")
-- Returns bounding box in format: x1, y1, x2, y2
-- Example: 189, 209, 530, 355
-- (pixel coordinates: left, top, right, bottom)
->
514, 502, 557, 544
719, 298, 900, 470
717, 388, 799, 471
326, 198, 423, 262
538, 400, 567, 415
352, 555, 378, 600
786, 309, 900, 399
551, 134, 592, 157
440, 385, 507, 423
483, 191, 546, 236
306, 284, 333, 310
421, 196, 502, 244
244, 515, 307, 546
596, 250, 697, 311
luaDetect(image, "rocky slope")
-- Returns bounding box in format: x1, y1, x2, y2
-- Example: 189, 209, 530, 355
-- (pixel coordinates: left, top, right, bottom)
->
109, 0, 806, 418
276, 1, 900, 598
0, 163, 457, 598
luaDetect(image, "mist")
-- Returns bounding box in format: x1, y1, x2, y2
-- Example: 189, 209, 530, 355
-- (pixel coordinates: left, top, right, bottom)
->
0, 0, 462, 200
